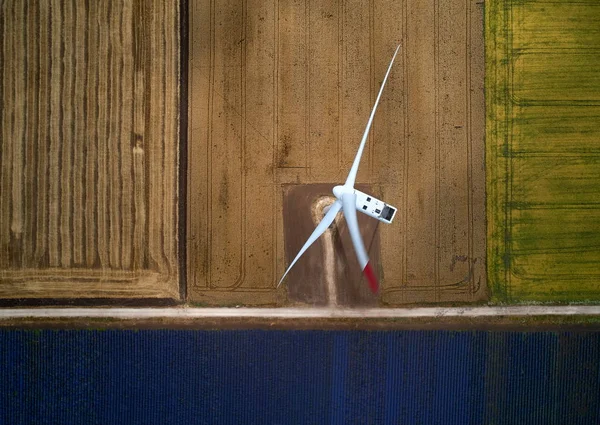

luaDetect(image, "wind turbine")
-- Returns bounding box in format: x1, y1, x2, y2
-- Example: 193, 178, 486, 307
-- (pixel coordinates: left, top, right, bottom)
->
278, 44, 400, 293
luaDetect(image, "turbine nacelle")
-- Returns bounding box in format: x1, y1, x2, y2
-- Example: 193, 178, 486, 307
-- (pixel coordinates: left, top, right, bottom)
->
353, 189, 397, 224
332, 185, 397, 225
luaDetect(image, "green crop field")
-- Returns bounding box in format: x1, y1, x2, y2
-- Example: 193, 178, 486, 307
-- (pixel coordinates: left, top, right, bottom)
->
487, 0, 600, 302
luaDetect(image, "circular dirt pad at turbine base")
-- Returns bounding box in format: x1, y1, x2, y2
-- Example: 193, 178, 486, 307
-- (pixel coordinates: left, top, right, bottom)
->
282, 184, 380, 307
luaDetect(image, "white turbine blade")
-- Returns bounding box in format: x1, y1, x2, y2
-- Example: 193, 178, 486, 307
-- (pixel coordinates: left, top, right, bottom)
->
345, 44, 401, 188
278, 200, 343, 287
341, 193, 379, 293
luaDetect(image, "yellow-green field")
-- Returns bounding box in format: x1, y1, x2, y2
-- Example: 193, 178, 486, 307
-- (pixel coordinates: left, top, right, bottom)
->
487, 0, 600, 302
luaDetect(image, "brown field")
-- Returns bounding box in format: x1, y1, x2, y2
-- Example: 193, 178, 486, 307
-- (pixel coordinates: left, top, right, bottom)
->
0, 0, 180, 300
188, 0, 486, 306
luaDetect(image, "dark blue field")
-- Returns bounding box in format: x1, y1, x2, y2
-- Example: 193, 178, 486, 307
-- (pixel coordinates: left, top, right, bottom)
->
1, 330, 598, 424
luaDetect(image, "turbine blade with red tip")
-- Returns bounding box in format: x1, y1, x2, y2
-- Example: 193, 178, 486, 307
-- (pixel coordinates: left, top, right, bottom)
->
341, 193, 379, 293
